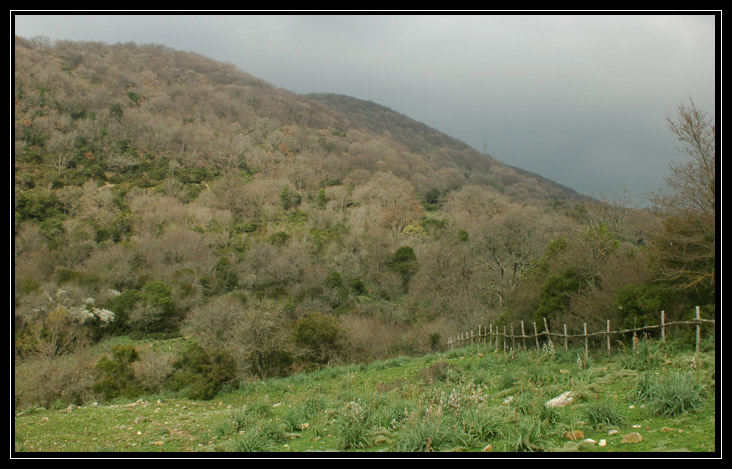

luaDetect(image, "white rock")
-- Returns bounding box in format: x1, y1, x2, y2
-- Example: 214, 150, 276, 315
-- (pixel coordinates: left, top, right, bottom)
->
599, 439, 607, 447
545, 391, 575, 408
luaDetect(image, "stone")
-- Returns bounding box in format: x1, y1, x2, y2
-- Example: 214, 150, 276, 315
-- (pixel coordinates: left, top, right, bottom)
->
483, 444, 493, 452
563, 430, 585, 441
608, 429, 620, 435
622, 432, 643, 444
599, 439, 607, 447
545, 391, 575, 408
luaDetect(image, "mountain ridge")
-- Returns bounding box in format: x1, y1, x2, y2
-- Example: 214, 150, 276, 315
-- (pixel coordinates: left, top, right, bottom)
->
304, 92, 586, 203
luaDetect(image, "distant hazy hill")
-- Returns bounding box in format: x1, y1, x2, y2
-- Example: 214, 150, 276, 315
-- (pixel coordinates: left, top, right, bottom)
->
306, 93, 475, 154
307, 92, 585, 203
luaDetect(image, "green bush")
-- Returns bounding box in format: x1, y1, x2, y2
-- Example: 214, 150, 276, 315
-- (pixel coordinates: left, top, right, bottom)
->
291, 312, 343, 365
249, 349, 294, 379
268, 231, 290, 246
165, 342, 237, 400
93, 345, 142, 400
389, 246, 418, 291
133, 281, 180, 334
325, 271, 343, 289
16, 190, 65, 222
103, 290, 140, 334
533, 269, 581, 324
615, 283, 682, 329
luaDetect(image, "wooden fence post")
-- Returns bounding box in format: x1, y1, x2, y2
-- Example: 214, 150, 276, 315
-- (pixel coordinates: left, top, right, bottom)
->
661, 311, 666, 343
543, 318, 551, 347
695, 306, 701, 354
583, 323, 589, 363
533, 322, 540, 350
510, 324, 515, 350
563, 324, 568, 350
606, 319, 611, 354
520, 321, 526, 349
503, 325, 507, 353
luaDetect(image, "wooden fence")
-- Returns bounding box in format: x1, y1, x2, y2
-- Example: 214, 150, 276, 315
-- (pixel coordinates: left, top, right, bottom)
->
447, 306, 715, 357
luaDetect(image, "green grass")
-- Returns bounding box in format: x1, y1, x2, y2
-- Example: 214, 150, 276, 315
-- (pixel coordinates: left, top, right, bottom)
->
14, 344, 717, 453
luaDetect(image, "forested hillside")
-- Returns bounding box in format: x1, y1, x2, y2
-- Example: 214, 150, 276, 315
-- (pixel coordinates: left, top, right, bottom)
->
13, 36, 714, 409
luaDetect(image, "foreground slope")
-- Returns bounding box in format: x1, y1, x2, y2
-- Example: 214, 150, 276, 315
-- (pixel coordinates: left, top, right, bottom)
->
15, 340, 716, 453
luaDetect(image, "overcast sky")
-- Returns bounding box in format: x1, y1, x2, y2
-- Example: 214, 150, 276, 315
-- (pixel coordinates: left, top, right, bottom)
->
13, 13, 717, 206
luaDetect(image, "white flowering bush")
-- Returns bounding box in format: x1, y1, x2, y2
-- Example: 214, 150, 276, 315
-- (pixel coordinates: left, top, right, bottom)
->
15, 287, 115, 358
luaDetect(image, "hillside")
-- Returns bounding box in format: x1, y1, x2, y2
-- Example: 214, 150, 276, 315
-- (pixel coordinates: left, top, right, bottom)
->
15, 36, 700, 417
306, 92, 586, 203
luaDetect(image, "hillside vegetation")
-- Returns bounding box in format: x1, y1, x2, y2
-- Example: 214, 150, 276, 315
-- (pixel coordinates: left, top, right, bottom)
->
13, 35, 714, 421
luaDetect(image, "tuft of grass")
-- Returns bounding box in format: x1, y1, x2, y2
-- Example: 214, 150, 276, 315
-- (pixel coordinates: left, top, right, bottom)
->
499, 369, 517, 390
459, 409, 505, 443
227, 421, 277, 452
583, 398, 626, 429
620, 339, 662, 371
647, 371, 706, 417
334, 400, 373, 450
395, 414, 469, 452
508, 415, 549, 452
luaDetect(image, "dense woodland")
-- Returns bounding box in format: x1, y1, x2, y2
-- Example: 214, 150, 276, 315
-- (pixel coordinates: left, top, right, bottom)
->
12, 36, 716, 408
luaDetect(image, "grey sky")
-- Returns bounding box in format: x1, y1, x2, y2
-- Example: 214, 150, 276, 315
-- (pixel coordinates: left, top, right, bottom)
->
13, 13, 717, 206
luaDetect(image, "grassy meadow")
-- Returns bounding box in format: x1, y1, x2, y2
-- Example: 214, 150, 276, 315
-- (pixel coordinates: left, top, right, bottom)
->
14, 334, 717, 454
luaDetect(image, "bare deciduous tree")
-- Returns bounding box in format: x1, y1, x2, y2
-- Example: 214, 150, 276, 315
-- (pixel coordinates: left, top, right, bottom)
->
649, 99, 715, 296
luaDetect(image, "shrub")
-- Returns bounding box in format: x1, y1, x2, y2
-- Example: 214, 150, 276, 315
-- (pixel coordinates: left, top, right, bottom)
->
428, 332, 441, 351
533, 269, 581, 324
126, 281, 180, 334
249, 349, 294, 379
349, 277, 367, 295
268, 231, 290, 246
419, 361, 456, 385
325, 271, 343, 289
291, 312, 344, 365
615, 283, 682, 329
16, 190, 65, 222
165, 342, 237, 400
93, 345, 142, 401
104, 289, 140, 334
388, 246, 418, 291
